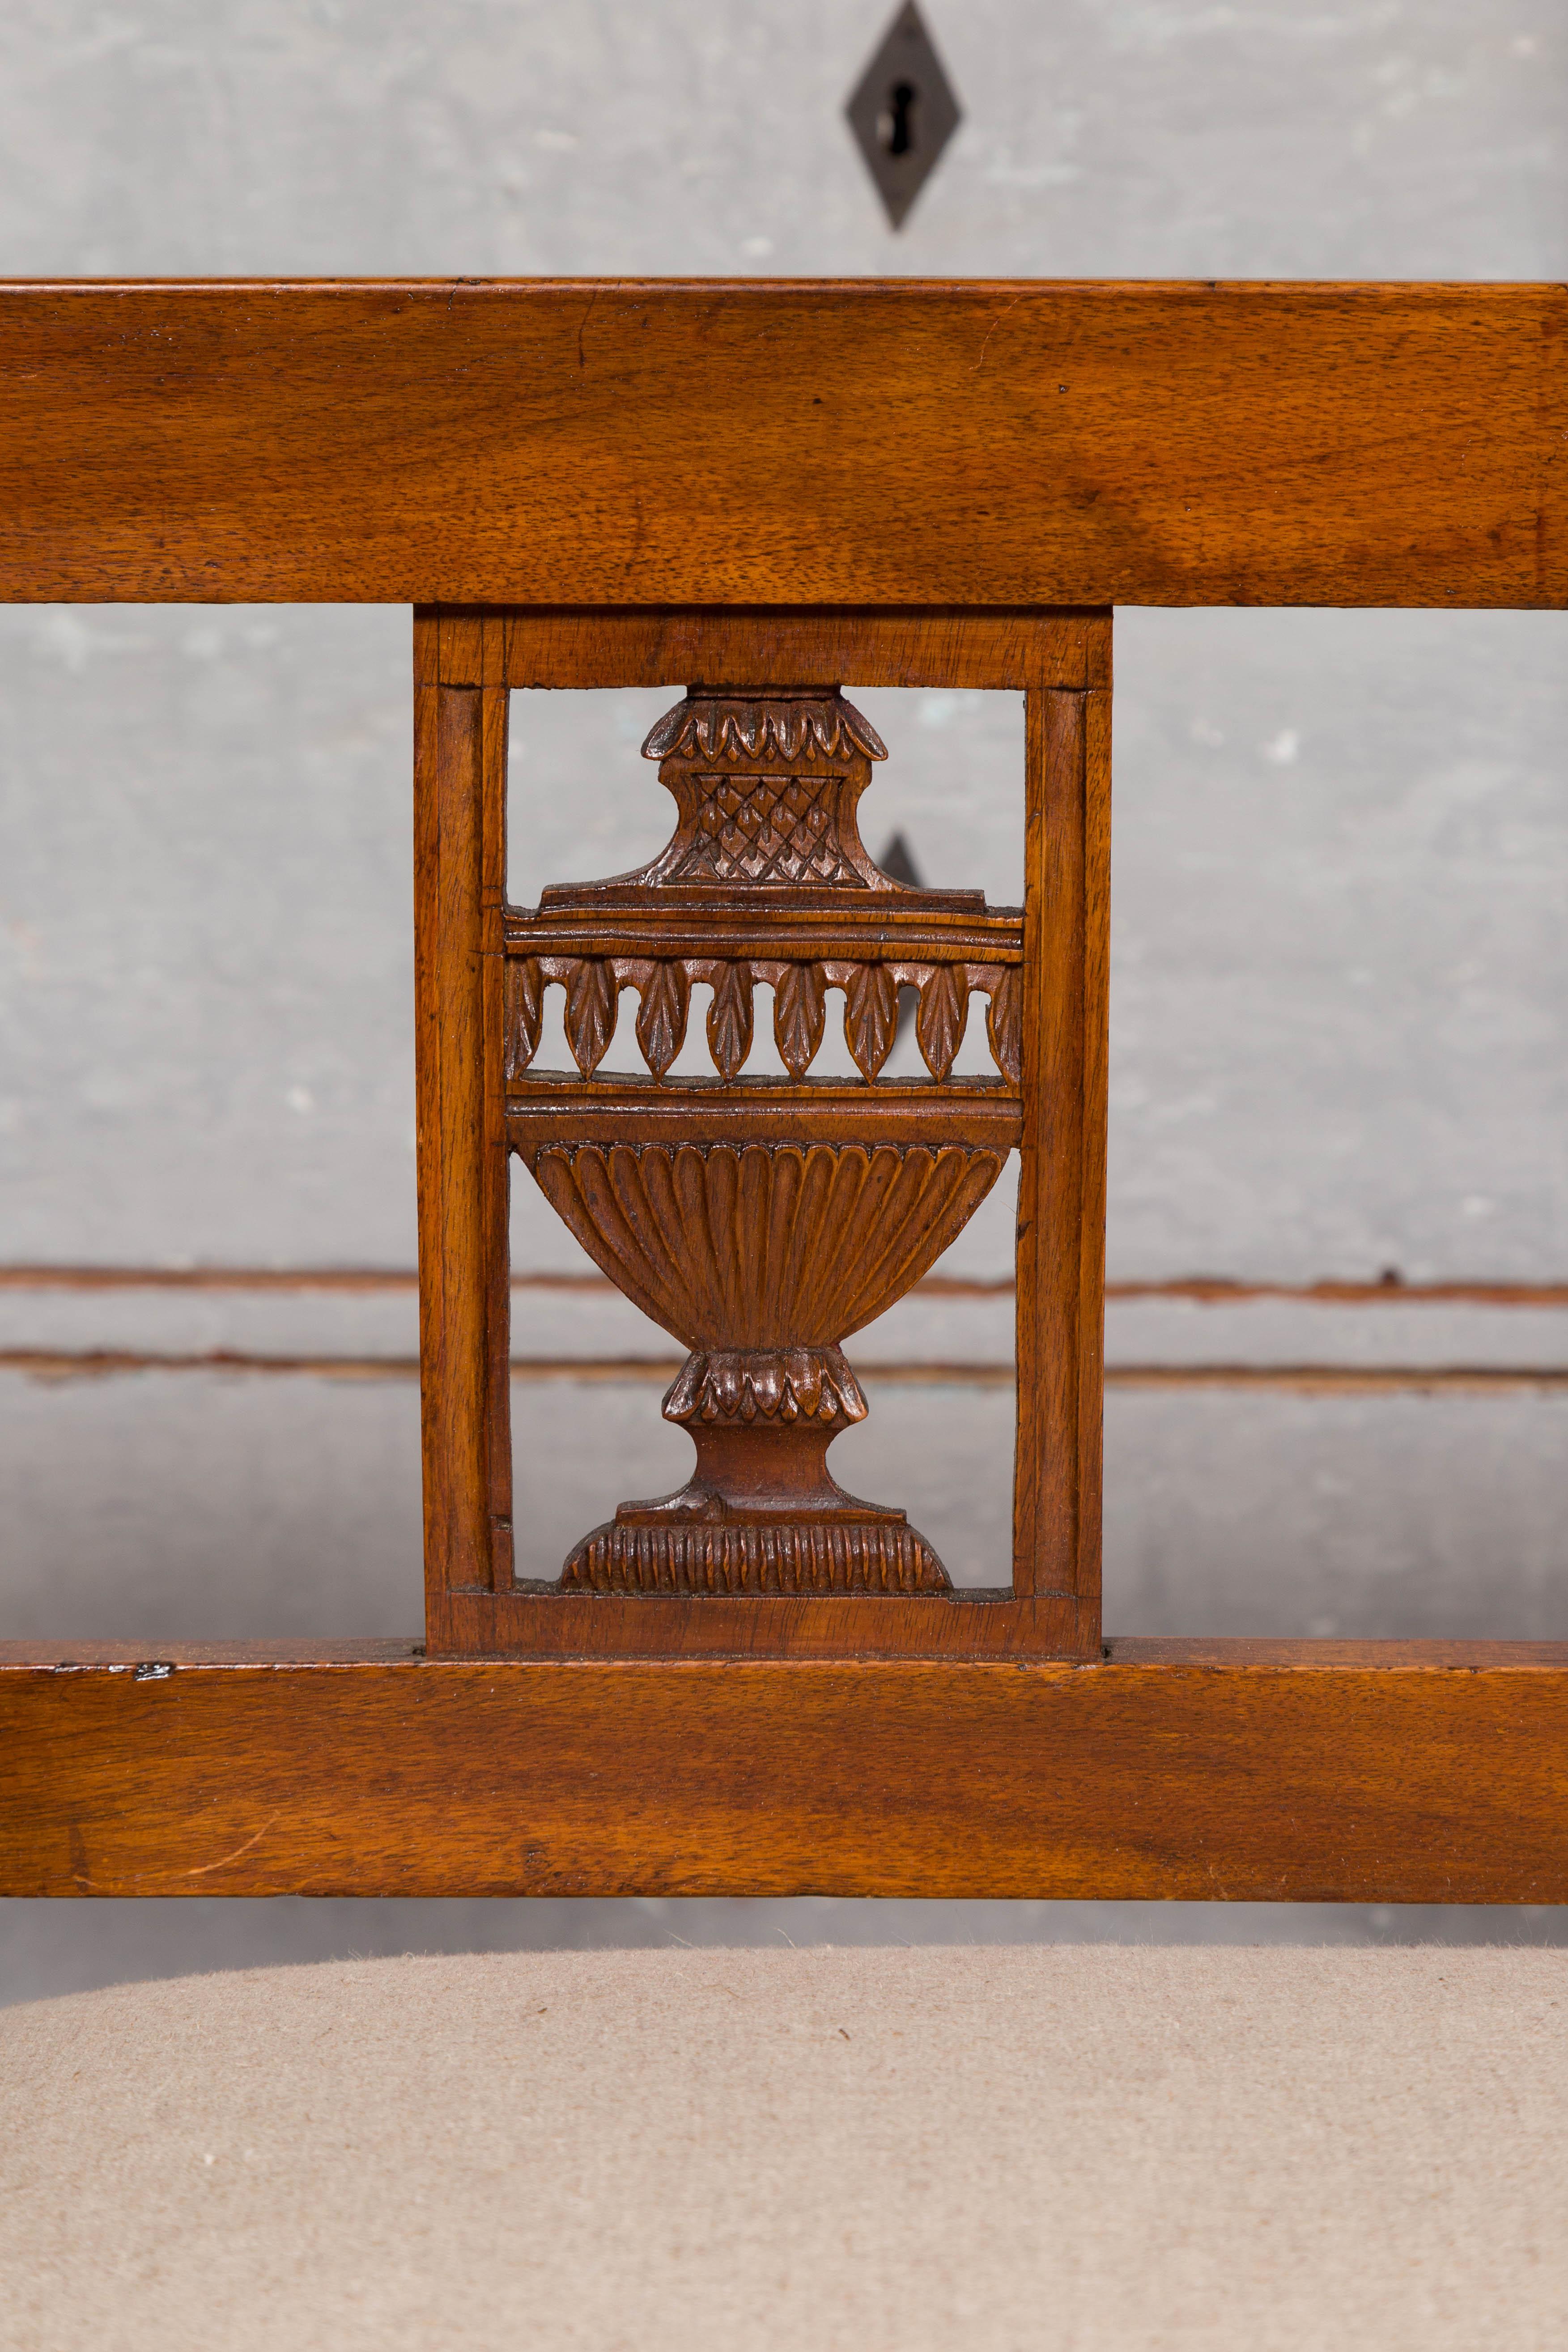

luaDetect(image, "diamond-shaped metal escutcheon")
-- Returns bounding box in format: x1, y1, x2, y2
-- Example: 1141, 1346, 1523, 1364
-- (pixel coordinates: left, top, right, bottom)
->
845, 2, 963, 230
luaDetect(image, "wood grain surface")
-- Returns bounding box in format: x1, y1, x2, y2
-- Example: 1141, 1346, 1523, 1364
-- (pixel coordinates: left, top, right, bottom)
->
476, 605, 1107, 689
0, 281, 1561, 605
6, 1642, 1568, 1901
413, 617, 501, 1613
1012, 646, 1111, 1631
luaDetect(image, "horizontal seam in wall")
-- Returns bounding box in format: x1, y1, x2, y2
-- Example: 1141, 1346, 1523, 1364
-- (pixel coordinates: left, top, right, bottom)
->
5, 1350, 1568, 1395
2, 1267, 1568, 1306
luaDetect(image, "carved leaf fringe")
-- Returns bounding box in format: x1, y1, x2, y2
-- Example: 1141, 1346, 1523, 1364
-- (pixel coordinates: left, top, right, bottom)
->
636, 960, 690, 1078
844, 964, 898, 1082
986, 966, 1023, 1084
916, 964, 968, 1081
707, 962, 754, 1081
505, 957, 544, 1079
663, 1344, 867, 1429
565, 958, 617, 1077
773, 962, 827, 1080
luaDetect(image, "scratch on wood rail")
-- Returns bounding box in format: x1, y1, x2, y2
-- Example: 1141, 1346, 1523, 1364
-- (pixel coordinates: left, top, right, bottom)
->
72, 1814, 279, 1890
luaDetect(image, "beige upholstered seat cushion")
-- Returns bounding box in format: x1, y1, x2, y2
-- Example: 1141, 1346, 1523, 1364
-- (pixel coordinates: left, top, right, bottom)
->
4, 1944, 1566, 2348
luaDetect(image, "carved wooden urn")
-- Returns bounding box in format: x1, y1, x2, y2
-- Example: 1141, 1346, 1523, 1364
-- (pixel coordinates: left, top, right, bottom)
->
505, 687, 1023, 1594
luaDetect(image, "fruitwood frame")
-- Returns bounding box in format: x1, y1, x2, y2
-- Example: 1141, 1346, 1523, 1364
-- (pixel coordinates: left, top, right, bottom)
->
3, 281, 1567, 1902
419, 605, 1108, 1657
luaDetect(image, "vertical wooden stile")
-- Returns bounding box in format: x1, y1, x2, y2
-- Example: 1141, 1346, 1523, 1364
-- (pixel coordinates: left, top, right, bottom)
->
481, 621, 514, 1590
412, 615, 445, 1628
414, 615, 493, 1640
1014, 613, 1111, 1655
1075, 623, 1113, 1641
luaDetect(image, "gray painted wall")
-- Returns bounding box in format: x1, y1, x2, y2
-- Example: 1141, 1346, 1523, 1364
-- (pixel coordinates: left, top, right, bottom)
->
3, 0, 1566, 1996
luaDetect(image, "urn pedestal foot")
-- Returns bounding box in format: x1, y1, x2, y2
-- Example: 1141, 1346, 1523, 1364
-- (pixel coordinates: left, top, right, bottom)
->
558, 1344, 952, 1595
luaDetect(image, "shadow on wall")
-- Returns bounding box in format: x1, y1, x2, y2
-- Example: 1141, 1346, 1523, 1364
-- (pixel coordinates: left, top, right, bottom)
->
7, 1892, 1568, 2013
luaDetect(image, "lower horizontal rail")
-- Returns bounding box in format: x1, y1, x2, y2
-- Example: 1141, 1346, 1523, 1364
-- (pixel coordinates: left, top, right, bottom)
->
4, 1640, 1568, 1902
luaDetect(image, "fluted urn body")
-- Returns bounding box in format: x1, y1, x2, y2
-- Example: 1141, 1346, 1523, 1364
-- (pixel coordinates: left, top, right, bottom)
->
507, 684, 1024, 1595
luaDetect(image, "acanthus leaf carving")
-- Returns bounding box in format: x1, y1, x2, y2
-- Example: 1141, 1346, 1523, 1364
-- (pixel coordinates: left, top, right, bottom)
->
773, 962, 827, 1080
642, 695, 888, 766
915, 963, 969, 1082
986, 966, 1023, 1085
565, 957, 617, 1078
707, 961, 754, 1082
505, 957, 544, 1079
844, 963, 898, 1083
636, 960, 690, 1080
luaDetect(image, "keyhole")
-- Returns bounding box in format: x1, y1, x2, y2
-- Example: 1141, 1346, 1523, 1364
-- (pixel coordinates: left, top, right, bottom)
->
882, 80, 917, 156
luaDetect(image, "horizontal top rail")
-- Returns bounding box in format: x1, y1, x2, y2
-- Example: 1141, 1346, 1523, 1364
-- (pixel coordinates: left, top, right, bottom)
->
0, 279, 1560, 606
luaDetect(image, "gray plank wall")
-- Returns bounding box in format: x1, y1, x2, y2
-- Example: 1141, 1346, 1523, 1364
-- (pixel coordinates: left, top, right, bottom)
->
3, 1, 1565, 1996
